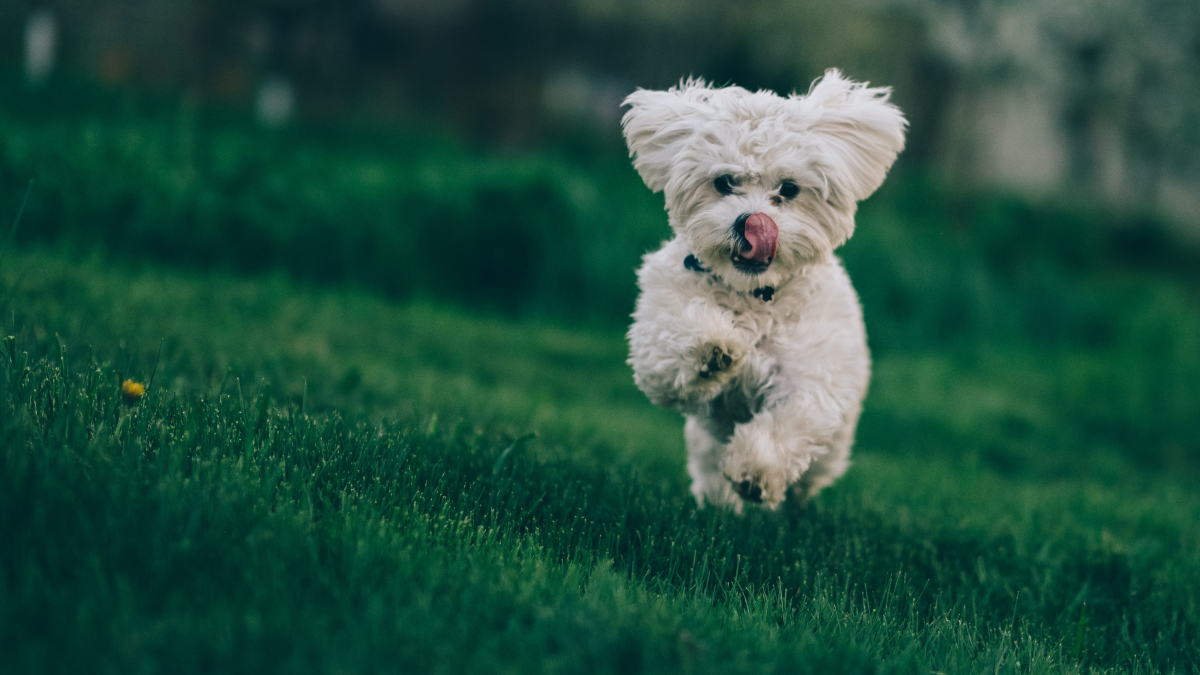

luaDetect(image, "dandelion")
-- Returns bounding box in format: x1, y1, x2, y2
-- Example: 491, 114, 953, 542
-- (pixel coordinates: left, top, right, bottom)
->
121, 379, 146, 405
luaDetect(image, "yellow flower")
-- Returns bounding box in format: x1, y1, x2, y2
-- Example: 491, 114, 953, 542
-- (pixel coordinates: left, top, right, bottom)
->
121, 379, 146, 405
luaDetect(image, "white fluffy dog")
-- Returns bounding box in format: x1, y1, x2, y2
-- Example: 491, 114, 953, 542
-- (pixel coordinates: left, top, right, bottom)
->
623, 70, 906, 511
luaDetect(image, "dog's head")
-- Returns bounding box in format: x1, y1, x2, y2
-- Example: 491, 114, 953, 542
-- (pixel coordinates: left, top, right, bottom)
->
622, 70, 906, 291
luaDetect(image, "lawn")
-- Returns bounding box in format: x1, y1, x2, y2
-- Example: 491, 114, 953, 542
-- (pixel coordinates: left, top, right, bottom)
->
1, 85, 1199, 673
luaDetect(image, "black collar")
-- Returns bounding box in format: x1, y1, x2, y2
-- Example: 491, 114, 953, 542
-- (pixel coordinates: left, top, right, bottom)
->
684, 254, 774, 302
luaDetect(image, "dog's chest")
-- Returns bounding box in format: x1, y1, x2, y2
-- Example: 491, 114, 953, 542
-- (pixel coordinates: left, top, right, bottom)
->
699, 275, 807, 344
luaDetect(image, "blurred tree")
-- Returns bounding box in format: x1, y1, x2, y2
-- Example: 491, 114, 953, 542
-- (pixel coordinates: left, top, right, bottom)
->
920, 0, 1200, 231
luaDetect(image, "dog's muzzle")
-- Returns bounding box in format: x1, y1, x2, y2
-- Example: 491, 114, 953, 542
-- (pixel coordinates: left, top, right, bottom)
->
732, 212, 778, 274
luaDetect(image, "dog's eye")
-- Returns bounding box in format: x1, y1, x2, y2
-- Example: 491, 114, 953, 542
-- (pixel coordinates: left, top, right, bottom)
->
778, 181, 800, 199
713, 175, 738, 196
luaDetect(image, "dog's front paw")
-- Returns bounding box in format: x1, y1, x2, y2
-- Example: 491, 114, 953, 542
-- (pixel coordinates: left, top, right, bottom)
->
691, 341, 744, 387
697, 344, 734, 380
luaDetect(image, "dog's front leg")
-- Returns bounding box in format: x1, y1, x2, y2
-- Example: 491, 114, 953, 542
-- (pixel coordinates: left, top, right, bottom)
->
628, 297, 749, 412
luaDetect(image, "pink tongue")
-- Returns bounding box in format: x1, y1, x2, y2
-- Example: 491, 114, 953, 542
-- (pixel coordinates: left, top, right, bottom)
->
741, 213, 778, 263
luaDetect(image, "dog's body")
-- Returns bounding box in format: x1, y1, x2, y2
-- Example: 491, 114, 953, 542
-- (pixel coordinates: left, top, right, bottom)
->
623, 71, 906, 510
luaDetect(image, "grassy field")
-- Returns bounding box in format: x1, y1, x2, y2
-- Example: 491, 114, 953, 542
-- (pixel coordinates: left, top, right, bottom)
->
2, 86, 1199, 673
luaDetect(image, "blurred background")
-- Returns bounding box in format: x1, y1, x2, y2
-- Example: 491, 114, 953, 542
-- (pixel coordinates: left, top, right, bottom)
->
4, 0, 1200, 225
0, 0, 1198, 364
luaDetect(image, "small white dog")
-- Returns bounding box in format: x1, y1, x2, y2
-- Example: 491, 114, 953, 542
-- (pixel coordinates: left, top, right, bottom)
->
623, 70, 906, 511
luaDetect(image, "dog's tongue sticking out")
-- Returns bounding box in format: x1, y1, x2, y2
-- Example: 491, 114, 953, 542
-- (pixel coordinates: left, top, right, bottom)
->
741, 213, 778, 263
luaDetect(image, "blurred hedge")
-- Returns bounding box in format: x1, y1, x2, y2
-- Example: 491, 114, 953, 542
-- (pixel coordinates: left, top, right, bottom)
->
0, 99, 667, 323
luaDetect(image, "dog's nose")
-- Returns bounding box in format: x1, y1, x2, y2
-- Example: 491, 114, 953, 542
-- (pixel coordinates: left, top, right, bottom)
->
733, 213, 751, 237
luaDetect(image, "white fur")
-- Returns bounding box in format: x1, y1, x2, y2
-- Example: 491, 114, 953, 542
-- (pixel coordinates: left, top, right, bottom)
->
623, 70, 906, 510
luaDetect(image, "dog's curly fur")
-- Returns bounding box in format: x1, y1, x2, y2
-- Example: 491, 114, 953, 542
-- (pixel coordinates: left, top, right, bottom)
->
623, 70, 906, 511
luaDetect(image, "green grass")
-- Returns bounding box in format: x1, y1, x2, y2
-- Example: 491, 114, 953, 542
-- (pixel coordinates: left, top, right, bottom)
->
2, 248, 1198, 674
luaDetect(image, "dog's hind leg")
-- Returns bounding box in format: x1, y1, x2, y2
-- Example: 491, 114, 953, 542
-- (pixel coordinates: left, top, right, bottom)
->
720, 390, 850, 509
790, 408, 858, 505
684, 416, 741, 511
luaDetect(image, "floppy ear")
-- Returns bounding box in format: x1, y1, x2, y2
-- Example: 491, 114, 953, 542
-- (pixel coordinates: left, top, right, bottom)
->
621, 80, 713, 193
796, 69, 907, 205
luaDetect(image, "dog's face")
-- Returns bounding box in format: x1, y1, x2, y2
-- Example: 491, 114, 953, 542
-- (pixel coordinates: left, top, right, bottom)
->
622, 70, 906, 291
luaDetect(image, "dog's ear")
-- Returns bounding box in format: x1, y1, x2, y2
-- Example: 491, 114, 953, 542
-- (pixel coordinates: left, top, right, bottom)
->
621, 80, 713, 193
794, 69, 907, 205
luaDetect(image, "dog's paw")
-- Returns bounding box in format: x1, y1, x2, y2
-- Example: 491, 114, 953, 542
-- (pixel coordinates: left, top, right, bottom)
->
723, 465, 789, 509
730, 477, 763, 503
697, 344, 734, 379
692, 341, 744, 386
691, 477, 744, 513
